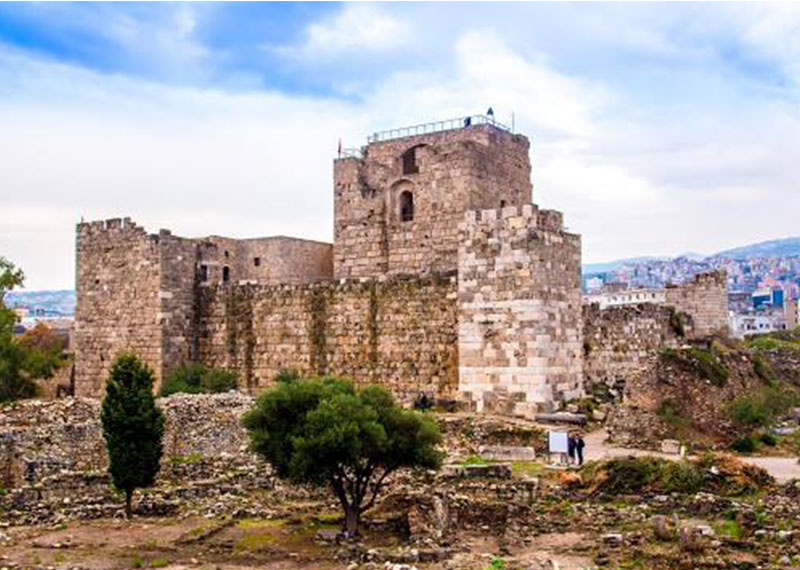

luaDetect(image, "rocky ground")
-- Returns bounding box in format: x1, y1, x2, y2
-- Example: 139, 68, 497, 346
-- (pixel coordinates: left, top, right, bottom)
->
3, 408, 800, 570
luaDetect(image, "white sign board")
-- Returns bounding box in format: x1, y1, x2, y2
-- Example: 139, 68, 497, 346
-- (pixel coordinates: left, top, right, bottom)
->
548, 431, 569, 454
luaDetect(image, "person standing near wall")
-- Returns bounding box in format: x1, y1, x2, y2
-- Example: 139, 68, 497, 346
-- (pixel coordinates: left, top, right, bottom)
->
576, 433, 586, 466
567, 432, 576, 465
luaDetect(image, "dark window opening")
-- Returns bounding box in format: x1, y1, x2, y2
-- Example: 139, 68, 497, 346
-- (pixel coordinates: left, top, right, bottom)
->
402, 147, 419, 175
400, 190, 414, 222
199, 265, 208, 282
224, 250, 229, 259
222, 266, 230, 283
94, 278, 100, 285
500, 200, 507, 208
254, 257, 261, 267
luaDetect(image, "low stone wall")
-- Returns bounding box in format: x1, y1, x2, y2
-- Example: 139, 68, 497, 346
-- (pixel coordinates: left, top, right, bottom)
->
0, 392, 270, 526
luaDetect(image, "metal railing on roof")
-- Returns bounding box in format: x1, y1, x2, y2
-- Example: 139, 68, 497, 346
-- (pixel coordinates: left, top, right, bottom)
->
366, 114, 511, 144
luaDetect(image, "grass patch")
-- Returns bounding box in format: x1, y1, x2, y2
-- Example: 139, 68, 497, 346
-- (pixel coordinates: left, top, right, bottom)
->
727, 386, 800, 429
150, 559, 169, 568
657, 398, 691, 432
746, 331, 800, 355
460, 454, 498, 466
714, 518, 744, 540
661, 346, 728, 387
752, 356, 775, 385
511, 461, 543, 478
237, 518, 285, 530
169, 452, 203, 466
131, 554, 144, 569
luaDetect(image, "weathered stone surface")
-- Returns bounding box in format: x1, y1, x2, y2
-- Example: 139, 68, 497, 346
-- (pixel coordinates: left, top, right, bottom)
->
73, 124, 586, 412
457, 205, 583, 413
478, 445, 536, 461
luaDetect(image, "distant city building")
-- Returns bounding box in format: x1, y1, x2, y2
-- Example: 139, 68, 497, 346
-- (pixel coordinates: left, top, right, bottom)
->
585, 276, 604, 293
583, 288, 666, 309
730, 309, 788, 338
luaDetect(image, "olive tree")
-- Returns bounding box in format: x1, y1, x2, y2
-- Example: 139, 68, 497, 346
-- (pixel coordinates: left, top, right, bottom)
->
243, 377, 442, 536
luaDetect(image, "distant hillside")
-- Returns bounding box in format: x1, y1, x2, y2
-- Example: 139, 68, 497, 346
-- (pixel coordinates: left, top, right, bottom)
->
710, 237, 800, 260
3, 290, 75, 316
584, 237, 800, 273
583, 257, 668, 275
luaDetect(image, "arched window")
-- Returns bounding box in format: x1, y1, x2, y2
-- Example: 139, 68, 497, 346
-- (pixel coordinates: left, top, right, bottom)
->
222, 266, 230, 283
400, 190, 414, 222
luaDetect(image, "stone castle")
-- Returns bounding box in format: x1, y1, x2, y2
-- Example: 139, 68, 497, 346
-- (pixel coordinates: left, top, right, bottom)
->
75, 115, 728, 415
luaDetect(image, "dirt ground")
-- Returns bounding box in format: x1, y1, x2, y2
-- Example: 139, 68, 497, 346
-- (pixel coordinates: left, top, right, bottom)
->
0, 515, 599, 570
1, 515, 350, 570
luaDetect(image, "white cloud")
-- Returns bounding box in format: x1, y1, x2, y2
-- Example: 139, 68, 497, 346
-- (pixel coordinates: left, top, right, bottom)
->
283, 4, 411, 59
2, 7, 800, 288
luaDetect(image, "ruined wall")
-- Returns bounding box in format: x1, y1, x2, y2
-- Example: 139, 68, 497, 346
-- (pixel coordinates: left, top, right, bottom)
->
457, 205, 583, 416
75, 219, 165, 396
197, 236, 332, 286
333, 124, 532, 280
582, 303, 692, 401
197, 274, 459, 401
665, 271, 729, 337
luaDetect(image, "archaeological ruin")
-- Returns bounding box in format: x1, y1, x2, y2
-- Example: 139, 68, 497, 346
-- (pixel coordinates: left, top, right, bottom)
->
74, 115, 728, 415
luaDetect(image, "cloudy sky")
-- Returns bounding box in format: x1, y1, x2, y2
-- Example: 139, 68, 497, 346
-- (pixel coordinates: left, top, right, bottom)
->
1, 2, 798, 290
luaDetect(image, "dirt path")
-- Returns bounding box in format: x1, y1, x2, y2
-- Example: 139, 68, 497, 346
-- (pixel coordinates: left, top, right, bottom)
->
583, 430, 800, 483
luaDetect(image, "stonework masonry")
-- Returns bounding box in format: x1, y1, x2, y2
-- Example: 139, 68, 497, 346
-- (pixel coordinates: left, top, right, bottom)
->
74, 117, 730, 414
333, 125, 531, 280
195, 274, 459, 400
582, 303, 693, 401
664, 270, 729, 337
458, 205, 582, 414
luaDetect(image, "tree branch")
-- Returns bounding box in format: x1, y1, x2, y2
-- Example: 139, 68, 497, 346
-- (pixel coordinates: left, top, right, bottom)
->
359, 467, 395, 514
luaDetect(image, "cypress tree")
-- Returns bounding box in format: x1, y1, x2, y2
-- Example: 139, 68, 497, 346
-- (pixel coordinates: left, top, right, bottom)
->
101, 353, 165, 518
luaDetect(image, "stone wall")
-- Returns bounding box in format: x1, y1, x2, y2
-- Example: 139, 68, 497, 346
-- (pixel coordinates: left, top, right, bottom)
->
196, 274, 459, 401
197, 236, 332, 286
665, 271, 729, 337
582, 303, 692, 401
75, 219, 334, 396
75, 219, 167, 396
0, 393, 255, 491
457, 205, 583, 416
333, 124, 532, 280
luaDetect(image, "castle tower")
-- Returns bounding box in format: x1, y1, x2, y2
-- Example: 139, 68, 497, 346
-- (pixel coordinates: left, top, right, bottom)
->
333, 117, 532, 279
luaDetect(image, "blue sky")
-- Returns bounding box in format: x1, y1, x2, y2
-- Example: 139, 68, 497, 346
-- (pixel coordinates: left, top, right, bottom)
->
1, 2, 799, 289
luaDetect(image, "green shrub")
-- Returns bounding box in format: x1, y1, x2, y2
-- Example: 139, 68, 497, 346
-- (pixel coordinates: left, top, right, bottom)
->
728, 387, 800, 429
201, 368, 237, 393
731, 437, 757, 453
759, 433, 777, 447
159, 363, 206, 396
589, 456, 703, 495
584, 455, 772, 497
159, 364, 237, 397
486, 558, 506, 570
275, 368, 300, 383
668, 307, 687, 338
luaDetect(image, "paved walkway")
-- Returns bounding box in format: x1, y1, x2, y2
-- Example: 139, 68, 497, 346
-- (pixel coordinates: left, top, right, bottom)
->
583, 430, 800, 484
